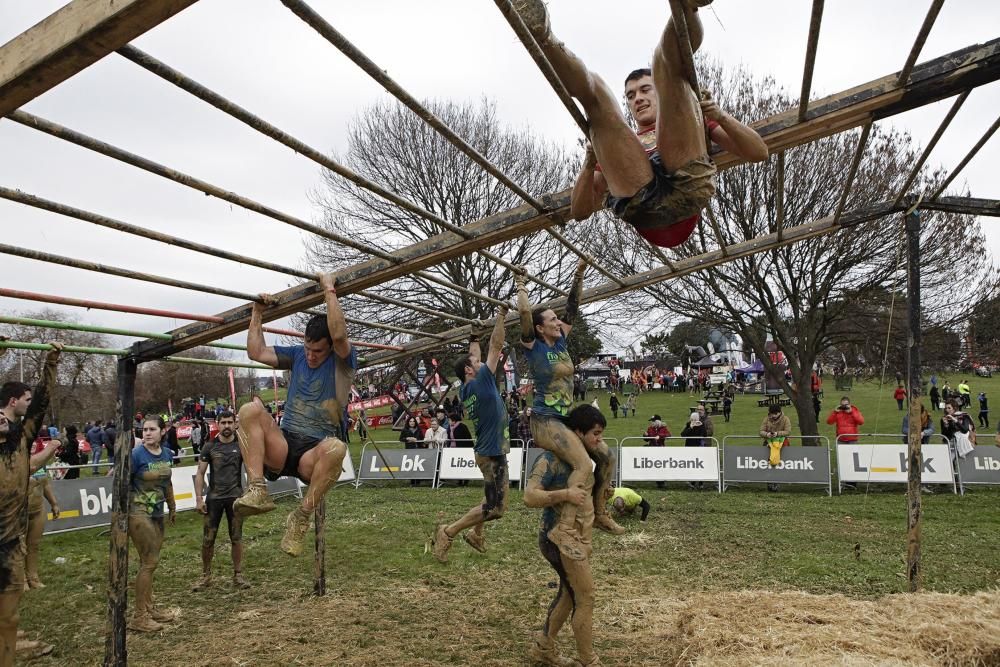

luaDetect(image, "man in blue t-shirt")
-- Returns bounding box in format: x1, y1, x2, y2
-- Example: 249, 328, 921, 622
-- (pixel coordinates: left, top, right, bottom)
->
430, 305, 510, 563
234, 272, 356, 558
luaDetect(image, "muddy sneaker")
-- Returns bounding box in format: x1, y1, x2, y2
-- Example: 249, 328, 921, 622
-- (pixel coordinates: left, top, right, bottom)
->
431, 524, 453, 563
191, 574, 212, 592
546, 524, 587, 561
233, 572, 251, 589
150, 606, 178, 623
26, 577, 45, 589
512, 0, 551, 43
463, 530, 487, 554
233, 480, 276, 518
573, 657, 603, 667
16, 639, 54, 658
280, 509, 312, 557
529, 633, 575, 666
593, 514, 626, 535
128, 615, 164, 633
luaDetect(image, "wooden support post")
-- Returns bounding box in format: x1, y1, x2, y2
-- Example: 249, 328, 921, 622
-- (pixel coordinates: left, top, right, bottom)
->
904, 205, 922, 593
313, 501, 326, 596
104, 357, 137, 667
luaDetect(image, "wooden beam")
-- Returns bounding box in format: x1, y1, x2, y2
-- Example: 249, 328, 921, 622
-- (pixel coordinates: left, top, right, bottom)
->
0, 0, 199, 117
918, 196, 1000, 217
130, 38, 1000, 362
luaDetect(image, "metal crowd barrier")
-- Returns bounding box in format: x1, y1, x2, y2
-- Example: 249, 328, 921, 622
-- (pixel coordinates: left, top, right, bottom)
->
521, 438, 621, 490
834, 433, 956, 494
721, 435, 832, 496
618, 436, 721, 492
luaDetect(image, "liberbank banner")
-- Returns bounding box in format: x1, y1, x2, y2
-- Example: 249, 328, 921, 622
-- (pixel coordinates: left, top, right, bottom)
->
357, 447, 439, 481
836, 444, 954, 488
619, 446, 718, 484
523, 448, 621, 487
955, 445, 1000, 486
722, 445, 830, 489
436, 448, 523, 485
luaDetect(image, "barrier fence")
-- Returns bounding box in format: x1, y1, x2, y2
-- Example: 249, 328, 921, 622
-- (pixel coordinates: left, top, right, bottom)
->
35, 434, 999, 531
722, 436, 832, 496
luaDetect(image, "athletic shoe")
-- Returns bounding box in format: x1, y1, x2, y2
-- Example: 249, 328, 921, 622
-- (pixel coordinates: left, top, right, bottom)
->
191, 575, 212, 592
528, 633, 575, 666
280, 509, 312, 557
233, 481, 276, 518
25, 577, 44, 589
512, 0, 551, 42
431, 524, 453, 563
128, 615, 164, 633
573, 657, 604, 667
546, 524, 587, 561
593, 514, 626, 535
16, 639, 54, 658
233, 572, 251, 589
463, 530, 487, 554
150, 606, 178, 623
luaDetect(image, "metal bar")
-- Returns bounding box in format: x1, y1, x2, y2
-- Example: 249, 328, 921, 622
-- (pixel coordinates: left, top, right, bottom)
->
798, 0, 825, 121
897, 0, 946, 86
667, 0, 700, 93
893, 91, 970, 206
358, 290, 477, 326
104, 356, 137, 667
5, 109, 397, 261
344, 316, 446, 340
493, 0, 589, 134
365, 200, 909, 366
546, 227, 625, 286
0, 186, 314, 279
904, 205, 923, 592
0, 315, 246, 351
0, 242, 259, 301
116, 44, 559, 296
930, 113, 1000, 200
774, 151, 785, 240
833, 120, 873, 224
0, 340, 278, 368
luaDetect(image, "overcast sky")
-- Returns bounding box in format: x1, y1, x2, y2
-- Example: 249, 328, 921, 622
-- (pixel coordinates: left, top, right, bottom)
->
1, 0, 997, 361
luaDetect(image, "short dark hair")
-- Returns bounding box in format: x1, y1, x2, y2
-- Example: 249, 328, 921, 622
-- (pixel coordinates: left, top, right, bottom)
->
0, 382, 31, 407
566, 404, 607, 434
304, 314, 333, 346
625, 67, 652, 86
217, 410, 235, 421
454, 355, 474, 383
531, 307, 553, 336
768, 404, 782, 415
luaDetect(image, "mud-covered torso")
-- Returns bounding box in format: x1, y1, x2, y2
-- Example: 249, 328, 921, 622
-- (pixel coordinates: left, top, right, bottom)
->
0, 424, 31, 545
460, 364, 510, 456
200, 438, 243, 500
130, 444, 173, 517
525, 334, 575, 417
275, 344, 358, 441
527, 452, 594, 538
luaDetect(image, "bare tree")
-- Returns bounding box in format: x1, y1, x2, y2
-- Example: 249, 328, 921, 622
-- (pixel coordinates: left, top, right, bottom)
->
135, 347, 231, 416
572, 61, 999, 436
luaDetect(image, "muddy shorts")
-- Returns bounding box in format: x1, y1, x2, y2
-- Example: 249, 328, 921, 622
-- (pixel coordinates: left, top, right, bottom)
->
476, 454, 509, 519
266, 430, 322, 481
204, 497, 242, 543
606, 152, 717, 231
0, 537, 25, 594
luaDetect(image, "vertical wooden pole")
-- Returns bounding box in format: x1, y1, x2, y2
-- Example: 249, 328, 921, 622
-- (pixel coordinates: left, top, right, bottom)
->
313, 501, 326, 596
904, 207, 923, 593
104, 357, 137, 666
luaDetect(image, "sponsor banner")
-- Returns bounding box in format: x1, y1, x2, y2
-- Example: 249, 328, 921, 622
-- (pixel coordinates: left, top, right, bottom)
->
523, 448, 620, 486
723, 446, 829, 485
956, 445, 1000, 485
365, 415, 395, 428
348, 395, 395, 412
619, 446, 718, 482
836, 444, 953, 484
436, 448, 523, 482
358, 447, 438, 481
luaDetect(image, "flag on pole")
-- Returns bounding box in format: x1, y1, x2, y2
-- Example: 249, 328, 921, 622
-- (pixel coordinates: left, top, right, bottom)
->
228, 368, 237, 408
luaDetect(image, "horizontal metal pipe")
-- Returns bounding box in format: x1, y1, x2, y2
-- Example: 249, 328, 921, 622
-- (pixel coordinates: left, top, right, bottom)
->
0, 340, 272, 369
0, 288, 396, 349
0, 315, 246, 351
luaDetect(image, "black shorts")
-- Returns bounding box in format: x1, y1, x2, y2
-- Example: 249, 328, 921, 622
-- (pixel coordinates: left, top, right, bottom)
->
605, 152, 717, 229
204, 497, 242, 543
265, 430, 322, 481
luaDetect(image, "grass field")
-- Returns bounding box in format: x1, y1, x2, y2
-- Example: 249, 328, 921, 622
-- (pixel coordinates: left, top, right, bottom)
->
23, 374, 1000, 665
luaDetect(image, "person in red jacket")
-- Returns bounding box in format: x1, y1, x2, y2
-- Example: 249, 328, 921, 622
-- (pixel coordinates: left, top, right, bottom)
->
644, 415, 671, 446
893, 384, 907, 411
827, 396, 865, 443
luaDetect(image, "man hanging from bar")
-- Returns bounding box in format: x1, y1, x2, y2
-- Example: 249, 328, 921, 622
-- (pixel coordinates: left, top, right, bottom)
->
0, 343, 63, 665
431, 304, 510, 562
235, 272, 355, 557
515, 0, 767, 248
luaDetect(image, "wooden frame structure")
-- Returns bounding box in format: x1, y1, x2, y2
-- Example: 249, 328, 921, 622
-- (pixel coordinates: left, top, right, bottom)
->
2, 2, 1000, 665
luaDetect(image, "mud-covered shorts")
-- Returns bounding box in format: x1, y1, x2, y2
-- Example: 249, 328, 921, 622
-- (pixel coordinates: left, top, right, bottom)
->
204, 497, 242, 543
476, 454, 509, 519
0, 536, 25, 594
606, 152, 717, 242
266, 430, 323, 481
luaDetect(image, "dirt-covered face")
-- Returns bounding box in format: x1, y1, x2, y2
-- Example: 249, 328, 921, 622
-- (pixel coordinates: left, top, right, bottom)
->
303, 337, 333, 369
576, 424, 605, 450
